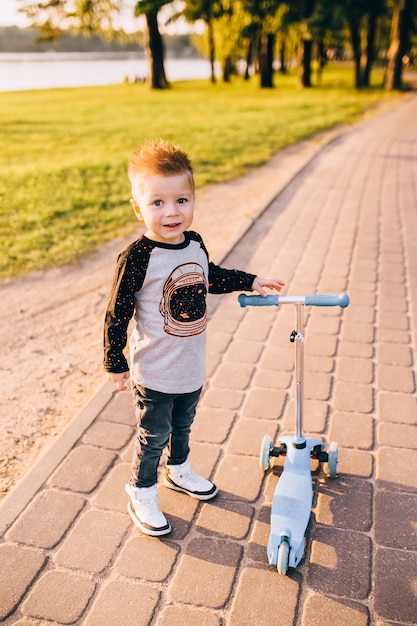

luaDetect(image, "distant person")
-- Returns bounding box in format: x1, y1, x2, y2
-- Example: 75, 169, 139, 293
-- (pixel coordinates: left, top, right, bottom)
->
103, 139, 285, 536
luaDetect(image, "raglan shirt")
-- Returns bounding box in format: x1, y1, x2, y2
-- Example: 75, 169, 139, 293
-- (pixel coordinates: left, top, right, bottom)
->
104, 231, 256, 394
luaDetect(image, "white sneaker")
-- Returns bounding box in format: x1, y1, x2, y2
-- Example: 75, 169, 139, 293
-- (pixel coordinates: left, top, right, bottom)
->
125, 484, 171, 536
164, 458, 218, 500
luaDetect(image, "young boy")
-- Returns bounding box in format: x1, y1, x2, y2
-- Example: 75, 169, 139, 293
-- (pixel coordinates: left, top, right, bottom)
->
104, 139, 285, 536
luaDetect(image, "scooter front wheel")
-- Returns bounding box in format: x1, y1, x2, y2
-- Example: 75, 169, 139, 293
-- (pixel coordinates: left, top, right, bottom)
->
260, 435, 273, 471
277, 540, 290, 575
327, 441, 338, 478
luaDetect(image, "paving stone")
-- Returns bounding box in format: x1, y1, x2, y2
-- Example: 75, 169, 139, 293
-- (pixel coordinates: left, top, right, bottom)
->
377, 327, 409, 344
304, 371, 332, 401
200, 388, 244, 410
301, 593, 369, 626
84, 579, 160, 626
191, 407, 236, 444
206, 330, 233, 355
196, 498, 254, 539
227, 418, 275, 456
338, 340, 374, 359
374, 490, 417, 551
377, 392, 417, 424
315, 477, 372, 532
0, 544, 47, 620
82, 420, 134, 450
304, 354, 335, 373
234, 315, 273, 341
210, 362, 255, 390
374, 548, 417, 623
92, 461, 131, 513
328, 411, 374, 449
98, 390, 135, 425
336, 357, 374, 384
215, 454, 263, 501
378, 342, 412, 366
49, 445, 117, 493
306, 314, 341, 335
156, 605, 221, 626
339, 448, 373, 478
223, 339, 263, 364
241, 388, 287, 420
54, 509, 129, 573
282, 399, 328, 434
247, 516, 272, 565
21, 570, 95, 624
376, 447, 417, 491
114, 535, 179, 581
308, 526, 371, 599
252, 368, 292, 389
377, 422, 417, 449
258, 346, 295, 371
342, 322, 375, 344
377, 364, 415, 393
305, 334, 339, 357
159, 486, 199, 540
168, 537, 243, 608
378, 310, 409, 330
333, 382, 374, 413
228, 566, 299, 626
6, 489, 85, 549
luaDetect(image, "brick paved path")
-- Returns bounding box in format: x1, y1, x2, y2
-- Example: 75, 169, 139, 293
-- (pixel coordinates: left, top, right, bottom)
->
1, 93, 416, 625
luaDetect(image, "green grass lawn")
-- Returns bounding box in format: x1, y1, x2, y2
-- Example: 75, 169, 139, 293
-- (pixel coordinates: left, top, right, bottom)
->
0, 63, 402, 279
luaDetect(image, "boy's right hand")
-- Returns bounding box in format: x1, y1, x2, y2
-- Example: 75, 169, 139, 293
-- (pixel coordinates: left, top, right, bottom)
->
107, 371, 130, 391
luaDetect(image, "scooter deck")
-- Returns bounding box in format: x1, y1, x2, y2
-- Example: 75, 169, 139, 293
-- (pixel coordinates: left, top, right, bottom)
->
267, 436, 323, 568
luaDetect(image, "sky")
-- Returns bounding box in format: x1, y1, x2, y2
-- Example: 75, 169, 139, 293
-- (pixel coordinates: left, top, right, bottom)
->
0, 1, 30, 27
0, 0, 192, 33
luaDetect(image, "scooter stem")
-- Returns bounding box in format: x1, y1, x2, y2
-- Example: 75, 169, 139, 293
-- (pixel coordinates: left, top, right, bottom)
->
295, 303, 305, 442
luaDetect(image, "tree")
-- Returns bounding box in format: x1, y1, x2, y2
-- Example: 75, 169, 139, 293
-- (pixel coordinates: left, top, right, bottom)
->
241, 0, 281, 88
385, 0, 415, 89
18, 0, 172, 89
337, 0, 386, 88
183, 0, 224, 83
135, 0, 170, 88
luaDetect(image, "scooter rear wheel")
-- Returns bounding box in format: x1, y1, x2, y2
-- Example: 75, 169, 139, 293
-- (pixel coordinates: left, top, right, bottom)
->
277, 540, 289, 575
260, 435, 273, 471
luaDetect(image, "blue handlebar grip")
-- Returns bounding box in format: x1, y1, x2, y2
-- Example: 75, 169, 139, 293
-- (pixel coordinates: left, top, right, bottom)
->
305, 293, 350, 308
238, 294, 280, 307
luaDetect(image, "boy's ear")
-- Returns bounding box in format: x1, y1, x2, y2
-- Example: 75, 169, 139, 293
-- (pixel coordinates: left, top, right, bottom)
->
130, 198, 142, 220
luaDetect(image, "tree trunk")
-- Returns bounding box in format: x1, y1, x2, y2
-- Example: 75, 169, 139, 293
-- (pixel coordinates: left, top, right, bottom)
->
144, 10, 168, 89
348, 16, 363, 88
385, 0, 413, 90
362, 11, 377, 86
298, 38, 313, 87
207, 18, 216, 84
244, 38, 253, 80
260, 32, 274, 88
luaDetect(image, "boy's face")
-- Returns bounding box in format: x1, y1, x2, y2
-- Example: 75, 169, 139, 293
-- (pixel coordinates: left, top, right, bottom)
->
131, 172, 195, 245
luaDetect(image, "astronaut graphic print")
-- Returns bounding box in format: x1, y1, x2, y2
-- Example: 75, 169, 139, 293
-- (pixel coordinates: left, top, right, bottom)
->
159, 263, 208, 337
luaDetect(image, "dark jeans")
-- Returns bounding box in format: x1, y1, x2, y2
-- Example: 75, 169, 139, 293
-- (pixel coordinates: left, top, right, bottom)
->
130, 384, 202, 488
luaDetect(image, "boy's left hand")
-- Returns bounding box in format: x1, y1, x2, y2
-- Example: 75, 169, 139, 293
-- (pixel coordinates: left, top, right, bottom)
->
252, 277, 286, 297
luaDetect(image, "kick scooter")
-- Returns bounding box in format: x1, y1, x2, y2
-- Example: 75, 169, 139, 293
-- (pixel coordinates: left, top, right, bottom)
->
238, 292, 350, 575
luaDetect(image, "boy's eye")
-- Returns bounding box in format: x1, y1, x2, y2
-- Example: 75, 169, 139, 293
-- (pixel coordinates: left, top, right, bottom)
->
154, 200, 163, 206
178, 198, 187, 204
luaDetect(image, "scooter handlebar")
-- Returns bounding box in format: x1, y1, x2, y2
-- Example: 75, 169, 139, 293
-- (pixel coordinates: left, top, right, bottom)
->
238, 293, 350, 308
305, 293, 350, 308
238, 294, 279, 307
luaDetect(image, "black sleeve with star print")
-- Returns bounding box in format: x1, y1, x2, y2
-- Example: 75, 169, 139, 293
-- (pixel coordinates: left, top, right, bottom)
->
188, 232, 256, 294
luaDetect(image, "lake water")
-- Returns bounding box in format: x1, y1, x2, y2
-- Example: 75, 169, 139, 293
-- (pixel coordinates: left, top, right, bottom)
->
0, 52, 213, 92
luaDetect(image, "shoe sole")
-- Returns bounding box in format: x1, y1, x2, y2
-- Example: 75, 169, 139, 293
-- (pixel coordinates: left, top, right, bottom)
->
127, 502, 171, 536
163, 476, 218, 500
